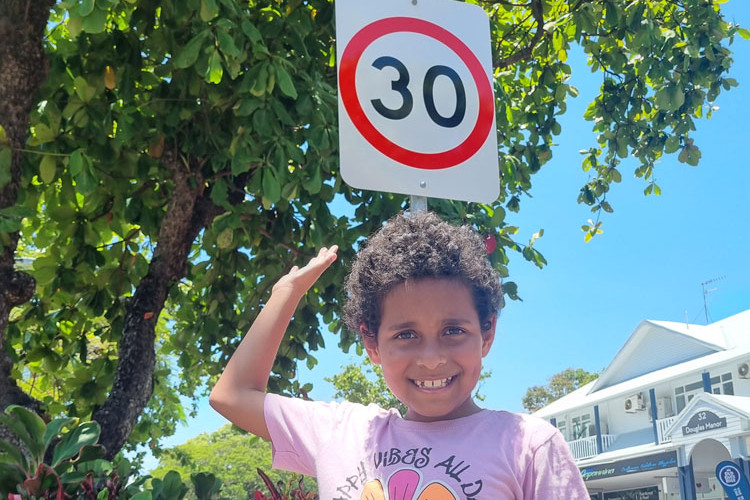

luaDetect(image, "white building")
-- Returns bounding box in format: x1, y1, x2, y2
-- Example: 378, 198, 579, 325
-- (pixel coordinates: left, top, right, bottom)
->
534, 310, 750, 500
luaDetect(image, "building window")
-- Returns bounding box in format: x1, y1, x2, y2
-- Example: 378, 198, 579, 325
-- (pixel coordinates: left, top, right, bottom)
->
674, 372, 734, 413
571, 413, 591, 440
722, 372, 734, 395
557, 419, 567, 440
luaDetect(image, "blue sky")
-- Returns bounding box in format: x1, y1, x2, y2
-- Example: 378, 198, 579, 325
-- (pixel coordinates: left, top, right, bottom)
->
149, 0, 750, 469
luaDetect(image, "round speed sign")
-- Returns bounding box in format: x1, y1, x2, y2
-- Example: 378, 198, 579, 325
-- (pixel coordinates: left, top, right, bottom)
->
335, 0, 499, 203
339, 16, 494, 170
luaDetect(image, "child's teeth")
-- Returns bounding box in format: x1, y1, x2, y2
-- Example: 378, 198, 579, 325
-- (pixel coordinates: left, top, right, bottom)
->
417, 377, 452, 388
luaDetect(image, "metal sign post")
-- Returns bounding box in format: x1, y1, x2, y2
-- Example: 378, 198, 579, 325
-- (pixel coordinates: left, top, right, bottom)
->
409, 195, 428, 213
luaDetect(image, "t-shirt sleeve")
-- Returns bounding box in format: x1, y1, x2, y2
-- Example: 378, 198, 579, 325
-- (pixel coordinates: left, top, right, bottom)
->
523, 425, 590, 499
263, 393, 343, 476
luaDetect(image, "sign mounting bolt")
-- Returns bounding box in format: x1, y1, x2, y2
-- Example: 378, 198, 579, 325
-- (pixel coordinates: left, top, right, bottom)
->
420, 181, 427, 188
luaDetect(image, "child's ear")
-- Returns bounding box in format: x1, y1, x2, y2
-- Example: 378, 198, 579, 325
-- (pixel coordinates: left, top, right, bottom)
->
360, 324, 381, 365
481, 314, 497, 357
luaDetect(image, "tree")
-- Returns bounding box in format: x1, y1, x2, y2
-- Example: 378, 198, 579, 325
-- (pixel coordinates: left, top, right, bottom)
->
522, 368, 599, 413
152, 424, 315, 499
0, 0, 744, 459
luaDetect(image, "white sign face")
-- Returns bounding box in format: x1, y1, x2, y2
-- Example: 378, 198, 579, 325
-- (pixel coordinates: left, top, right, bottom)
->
336, 0, 499, 204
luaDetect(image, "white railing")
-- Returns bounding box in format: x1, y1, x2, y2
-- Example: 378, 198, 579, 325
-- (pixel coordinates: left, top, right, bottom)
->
568, 434, 617, 460
657, 416, 677, 443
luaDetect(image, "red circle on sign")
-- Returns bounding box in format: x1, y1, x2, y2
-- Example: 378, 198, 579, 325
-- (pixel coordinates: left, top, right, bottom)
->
339, 17, 494, 170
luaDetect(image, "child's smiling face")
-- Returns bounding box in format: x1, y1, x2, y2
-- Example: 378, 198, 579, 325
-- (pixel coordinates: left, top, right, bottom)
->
364, 277, 496, 422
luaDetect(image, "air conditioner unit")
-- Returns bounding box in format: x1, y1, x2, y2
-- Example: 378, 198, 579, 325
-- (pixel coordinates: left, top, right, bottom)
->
624, 393, 645, 413
649, 397, 675, 419
738, 362, 750, 379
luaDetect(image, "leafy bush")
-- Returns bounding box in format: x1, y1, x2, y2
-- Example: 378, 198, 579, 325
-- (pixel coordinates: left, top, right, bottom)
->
0, 405, 200, 499
0, 406, 316, 499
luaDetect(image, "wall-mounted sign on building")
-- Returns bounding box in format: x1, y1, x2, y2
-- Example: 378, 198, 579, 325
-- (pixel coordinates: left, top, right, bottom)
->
681, 410, 727, 436
580, 451, 677, 481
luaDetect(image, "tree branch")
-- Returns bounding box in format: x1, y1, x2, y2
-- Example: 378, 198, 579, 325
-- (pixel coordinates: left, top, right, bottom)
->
496, 0, 546, 69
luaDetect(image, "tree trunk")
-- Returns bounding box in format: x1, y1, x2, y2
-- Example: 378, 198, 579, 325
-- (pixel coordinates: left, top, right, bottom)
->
92, 150, 222, 459
0, 0, 53, 414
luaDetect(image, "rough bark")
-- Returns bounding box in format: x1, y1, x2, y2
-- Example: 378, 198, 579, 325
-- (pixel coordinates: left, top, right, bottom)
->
0, 0, 53, 414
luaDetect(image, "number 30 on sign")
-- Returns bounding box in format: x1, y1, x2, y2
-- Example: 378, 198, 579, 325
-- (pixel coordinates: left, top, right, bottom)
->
335, 0, 499, 204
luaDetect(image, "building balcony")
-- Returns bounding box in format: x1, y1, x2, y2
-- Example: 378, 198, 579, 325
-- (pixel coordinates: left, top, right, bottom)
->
656, 416, 677, 443
566, 418, 677, 460
567, 434, 617, 460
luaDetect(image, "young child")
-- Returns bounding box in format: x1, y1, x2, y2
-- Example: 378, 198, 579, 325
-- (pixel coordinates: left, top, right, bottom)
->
210, 211, 589, 499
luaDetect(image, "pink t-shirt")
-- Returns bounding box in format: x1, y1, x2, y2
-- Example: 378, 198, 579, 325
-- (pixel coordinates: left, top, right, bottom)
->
264, 394, 589, 500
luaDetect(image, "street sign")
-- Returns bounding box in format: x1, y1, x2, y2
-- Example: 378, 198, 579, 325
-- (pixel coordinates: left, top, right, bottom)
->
335, 0, 499, 203
716, 461, 750, 500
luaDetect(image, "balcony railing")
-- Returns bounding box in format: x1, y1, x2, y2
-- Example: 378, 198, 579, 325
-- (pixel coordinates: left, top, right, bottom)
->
657, 416, 677, 443
568, 434, 617, 460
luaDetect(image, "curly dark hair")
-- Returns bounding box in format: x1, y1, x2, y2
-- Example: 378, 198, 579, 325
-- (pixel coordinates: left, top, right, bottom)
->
344, 211, 503, 338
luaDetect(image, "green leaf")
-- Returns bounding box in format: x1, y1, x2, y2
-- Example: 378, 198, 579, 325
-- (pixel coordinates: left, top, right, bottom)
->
302, 165, 321, 195
249, 64, 268, 97
207, 50, 223, 84
173, 32, 208, 69
69, 150, 84, 176
654, 85, 685, 111
43, 418, 77, 451
161, 470, 188, 499
240, 19, 262, 43
78, 0, 95, 16
32, 123, 57, 145
275, 64, 297, 99
200, 0, 219, 22
192, 472, 221, 499
665, 135, 680, 154
39, 155, 57, 183
73, 76, 91, 102
81, 7, 107, 34
51, 421, 101, 468
6, 406, 46, 457
738, 27, 750, 40
678, 147, 689, 164
686, 145, 701, 166
262, 168, 280, 203
217, 29, 240, 58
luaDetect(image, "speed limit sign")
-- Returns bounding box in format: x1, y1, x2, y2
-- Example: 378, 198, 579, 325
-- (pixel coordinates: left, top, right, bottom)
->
335, 0, 499, 203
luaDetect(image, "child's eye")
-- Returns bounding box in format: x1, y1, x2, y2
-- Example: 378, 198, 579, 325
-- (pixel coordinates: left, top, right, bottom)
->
444, 327, 466, 336
394, 330, 417, 340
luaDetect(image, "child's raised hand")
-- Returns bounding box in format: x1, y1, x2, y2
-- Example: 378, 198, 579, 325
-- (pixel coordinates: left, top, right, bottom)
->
272, 245, 338, 296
